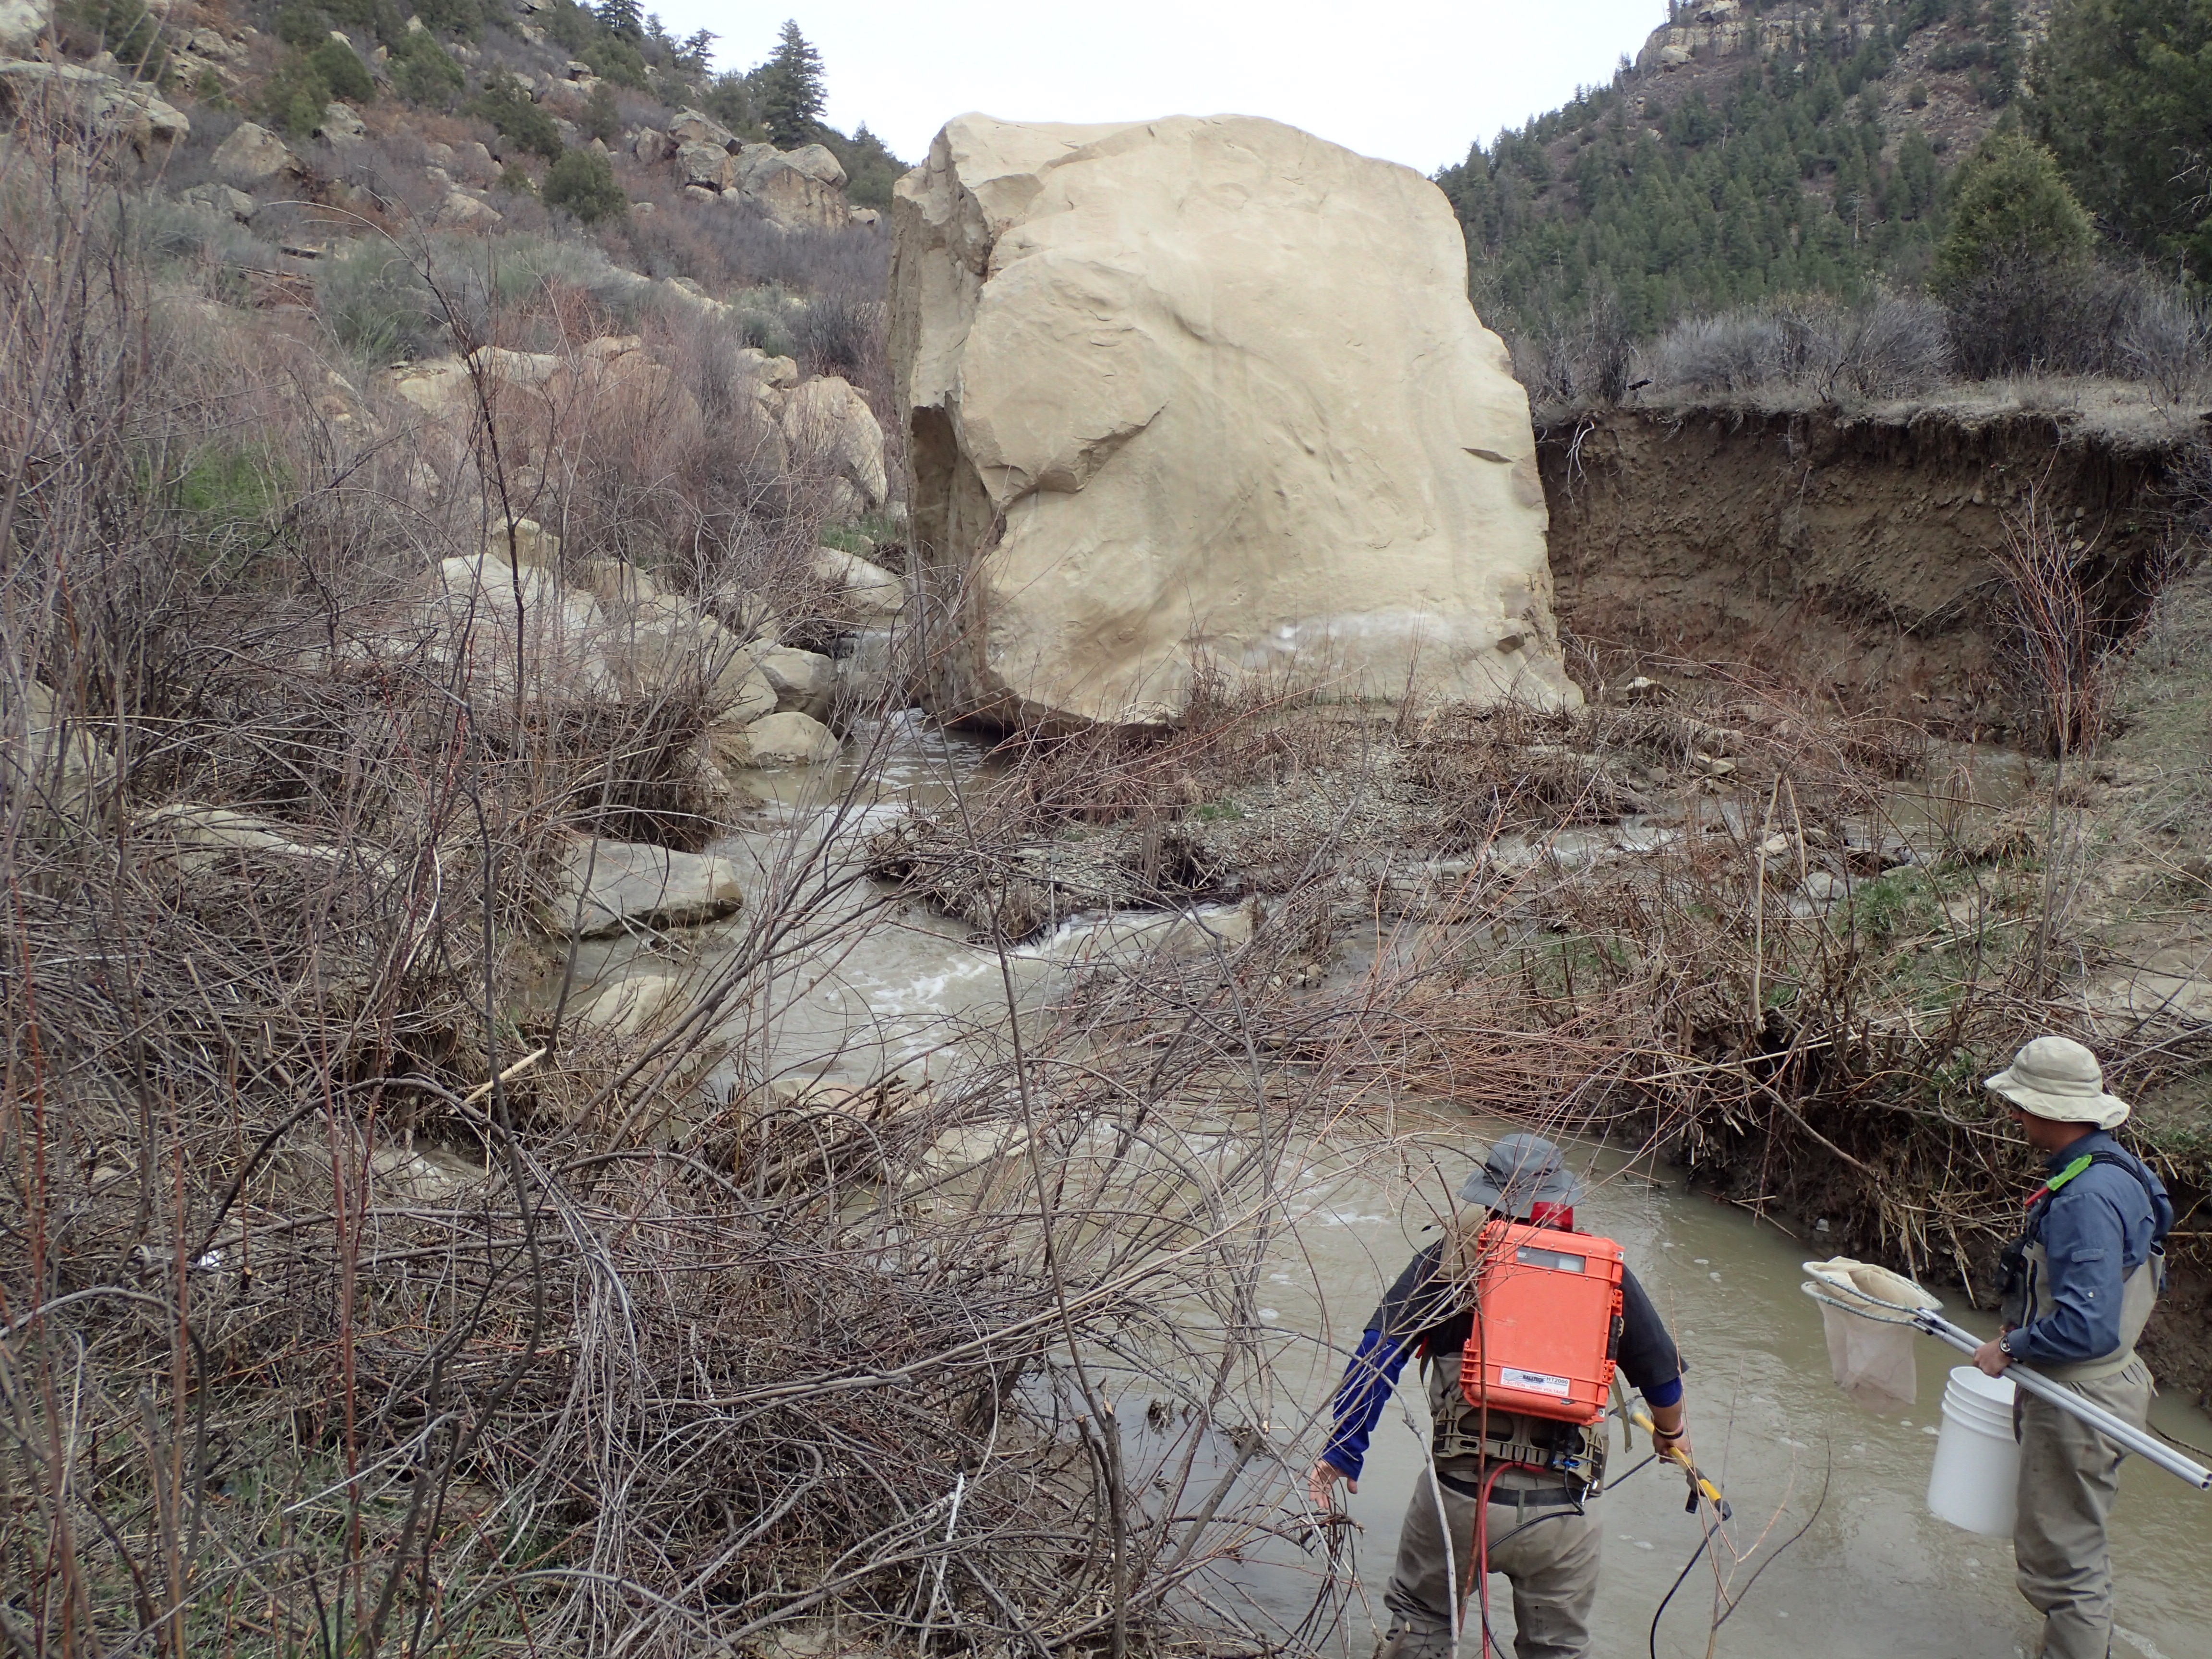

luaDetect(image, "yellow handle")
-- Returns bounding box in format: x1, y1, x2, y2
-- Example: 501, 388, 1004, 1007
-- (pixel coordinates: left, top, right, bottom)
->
1631, 1409, 1726, 1509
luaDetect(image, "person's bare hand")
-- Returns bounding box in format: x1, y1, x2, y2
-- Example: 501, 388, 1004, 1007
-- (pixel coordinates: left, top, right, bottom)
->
1656, 1431, 1694, 1468
1973, 1338, 2012, 1378
1307, 1458, 1356, 1511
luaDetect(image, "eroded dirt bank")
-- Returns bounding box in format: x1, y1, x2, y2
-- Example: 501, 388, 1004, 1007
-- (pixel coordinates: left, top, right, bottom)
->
1539, 400, 2198, 736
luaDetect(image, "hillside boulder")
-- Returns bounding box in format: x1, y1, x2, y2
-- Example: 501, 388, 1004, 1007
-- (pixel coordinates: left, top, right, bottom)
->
0, 59, 188, 156
213, 120, 302, 185
730, 141, 848, 229
891, 114, 1574, 727
1, 0, 48, 54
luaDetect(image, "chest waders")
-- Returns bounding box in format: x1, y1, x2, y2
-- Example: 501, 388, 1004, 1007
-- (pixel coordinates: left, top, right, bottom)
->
1999, 1150, 2167, 1383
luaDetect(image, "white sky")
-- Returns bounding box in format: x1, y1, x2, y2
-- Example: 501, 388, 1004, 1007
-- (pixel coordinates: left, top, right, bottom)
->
633, 1, 1670, 177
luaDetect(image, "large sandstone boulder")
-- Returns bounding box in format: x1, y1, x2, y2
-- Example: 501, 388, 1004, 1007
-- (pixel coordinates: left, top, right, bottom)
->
891, 114, 1575, 727
552, 838, 743, 937
0, 1, 49, 55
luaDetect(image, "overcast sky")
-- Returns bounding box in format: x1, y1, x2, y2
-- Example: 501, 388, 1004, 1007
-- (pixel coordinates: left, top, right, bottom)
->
634, 1, 1670, 177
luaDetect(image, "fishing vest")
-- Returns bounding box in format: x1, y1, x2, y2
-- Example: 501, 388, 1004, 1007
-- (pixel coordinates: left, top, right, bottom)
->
1999, 1148, 2168, 1383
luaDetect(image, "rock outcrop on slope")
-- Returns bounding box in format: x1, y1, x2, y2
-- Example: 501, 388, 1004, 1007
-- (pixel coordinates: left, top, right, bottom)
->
638, 108, 857, 229
890, 113, 1575, 730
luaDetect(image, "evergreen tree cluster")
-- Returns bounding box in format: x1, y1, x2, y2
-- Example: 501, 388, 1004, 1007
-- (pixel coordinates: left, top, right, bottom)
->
1454, 0, 2208, 341
1442, 0, 1973, 336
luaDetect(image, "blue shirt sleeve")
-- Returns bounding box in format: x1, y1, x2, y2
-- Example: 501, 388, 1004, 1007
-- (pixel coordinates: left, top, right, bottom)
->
1320, 1326, 1419, 1480
2016, 1173, 2135, 1366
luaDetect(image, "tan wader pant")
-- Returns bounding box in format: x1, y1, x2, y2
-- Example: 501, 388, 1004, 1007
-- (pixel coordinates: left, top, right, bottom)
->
2014, 1356, 2153, 1659
1381, 1465, 1600, 1659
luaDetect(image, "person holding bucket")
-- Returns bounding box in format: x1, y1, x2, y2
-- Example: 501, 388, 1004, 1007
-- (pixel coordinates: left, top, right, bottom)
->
1972, 1035, 2174, 1659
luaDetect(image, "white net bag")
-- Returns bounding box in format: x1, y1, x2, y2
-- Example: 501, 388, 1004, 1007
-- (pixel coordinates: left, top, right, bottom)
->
1802, 1257, 1943, 1414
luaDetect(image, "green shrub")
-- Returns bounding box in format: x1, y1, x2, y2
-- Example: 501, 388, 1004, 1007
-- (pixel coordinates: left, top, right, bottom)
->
72, 0, 168, 76
273, 2, 329, 48
542, 0, 596, 52
323, 0, 407, 47
261, 56, 332, 136
496, 162, 538, 196
306, 36, 375, 105
174, 444, 289, 571
319, 242, 445, 361
542, 147, 626, 224
413, 0, 482, 40
583, 36, 649, 91
390, 30, 465, 106
473, 73, 563, 160
582, 80, 620, 144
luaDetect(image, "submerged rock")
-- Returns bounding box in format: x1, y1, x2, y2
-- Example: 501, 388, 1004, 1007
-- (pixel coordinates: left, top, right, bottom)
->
727, 710, 841, 768
892, 113, 1575, 728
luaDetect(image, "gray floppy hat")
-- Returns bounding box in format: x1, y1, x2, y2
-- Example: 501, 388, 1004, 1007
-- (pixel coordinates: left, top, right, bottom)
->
1460, 1134, 1586, 1214
1985, 1035, 2130, 1130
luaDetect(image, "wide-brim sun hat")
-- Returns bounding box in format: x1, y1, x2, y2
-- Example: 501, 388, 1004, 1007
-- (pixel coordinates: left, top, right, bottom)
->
1985, 1034, 2130, 1130
1460, 1133, 1586, 1213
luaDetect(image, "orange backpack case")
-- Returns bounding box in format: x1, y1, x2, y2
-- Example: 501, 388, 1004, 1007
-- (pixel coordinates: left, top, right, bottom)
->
1457, 1219, 1625, 1425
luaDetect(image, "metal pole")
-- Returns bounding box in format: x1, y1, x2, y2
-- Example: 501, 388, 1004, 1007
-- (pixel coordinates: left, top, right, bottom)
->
1913, 1312, 2211, 1491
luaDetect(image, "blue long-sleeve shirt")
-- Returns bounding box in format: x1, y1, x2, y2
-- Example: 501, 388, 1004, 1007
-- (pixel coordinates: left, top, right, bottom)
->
2012, 1130, 2171, 1367
1320, 1240, 1683, 1481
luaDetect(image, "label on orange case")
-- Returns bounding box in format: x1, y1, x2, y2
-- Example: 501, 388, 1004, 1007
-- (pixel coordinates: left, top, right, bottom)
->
1499, 1367, 1572, 1398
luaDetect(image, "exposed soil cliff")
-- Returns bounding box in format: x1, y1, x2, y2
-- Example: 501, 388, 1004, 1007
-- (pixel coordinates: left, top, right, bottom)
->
1540, 399, 2201, 739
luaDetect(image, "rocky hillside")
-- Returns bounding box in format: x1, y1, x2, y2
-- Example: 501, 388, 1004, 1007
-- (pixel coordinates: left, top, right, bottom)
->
1442, 0, 2047, 330
0, 0, 897, 351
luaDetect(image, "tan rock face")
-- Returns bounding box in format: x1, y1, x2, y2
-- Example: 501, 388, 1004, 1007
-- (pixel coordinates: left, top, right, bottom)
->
212, 120, 301, 185
892, 114, 1575, 728
781, 377, 887, 516
730, 142, 848, 229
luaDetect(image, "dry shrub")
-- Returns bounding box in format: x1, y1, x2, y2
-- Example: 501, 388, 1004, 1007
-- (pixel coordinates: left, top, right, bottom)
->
2121, 285, 2212, 405
1510, 291, 1636, 407
1991, 488, 2121, 757
1642, 292, 1950, 402
1940, 256, 2142, 380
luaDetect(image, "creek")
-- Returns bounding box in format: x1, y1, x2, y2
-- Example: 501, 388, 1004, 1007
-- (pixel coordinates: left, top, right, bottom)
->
561, 717, 2212, 1656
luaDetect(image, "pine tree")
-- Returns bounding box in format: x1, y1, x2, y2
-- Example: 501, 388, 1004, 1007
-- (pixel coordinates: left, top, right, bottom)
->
756, 20, 825, 147
2031, 0, 2212, 281
1933, 131, 2094, 291
594, 0, 642, 41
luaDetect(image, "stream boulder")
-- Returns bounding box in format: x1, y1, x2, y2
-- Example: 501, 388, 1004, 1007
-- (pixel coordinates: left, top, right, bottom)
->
552, 838, 744, 937
891, 114, 1575, 727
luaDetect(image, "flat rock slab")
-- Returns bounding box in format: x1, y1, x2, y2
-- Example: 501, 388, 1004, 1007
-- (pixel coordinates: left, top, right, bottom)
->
554, 838, 743, 938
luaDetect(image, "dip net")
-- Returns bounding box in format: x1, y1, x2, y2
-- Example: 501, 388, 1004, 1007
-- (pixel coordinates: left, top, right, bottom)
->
1801, 1257, 1943, 1413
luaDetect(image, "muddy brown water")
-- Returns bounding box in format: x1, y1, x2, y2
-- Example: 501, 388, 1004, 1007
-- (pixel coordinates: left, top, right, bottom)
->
565, 721, 2210, 1654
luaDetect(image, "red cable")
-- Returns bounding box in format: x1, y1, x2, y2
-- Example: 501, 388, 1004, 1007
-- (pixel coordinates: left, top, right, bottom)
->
1463, 1458, 1547, 1659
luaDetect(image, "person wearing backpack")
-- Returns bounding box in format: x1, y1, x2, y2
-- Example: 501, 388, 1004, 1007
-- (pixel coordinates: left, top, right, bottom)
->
1304, 1134, 1693, 1659
1973, 1035, 2175, 1659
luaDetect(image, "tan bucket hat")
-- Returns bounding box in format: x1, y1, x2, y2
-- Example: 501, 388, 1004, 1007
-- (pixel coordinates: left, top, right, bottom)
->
1985, 1035, 2130, 1129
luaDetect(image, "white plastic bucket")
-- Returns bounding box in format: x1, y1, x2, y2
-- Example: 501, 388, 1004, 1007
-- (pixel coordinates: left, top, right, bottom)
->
1926, 1364, 2020, 1535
